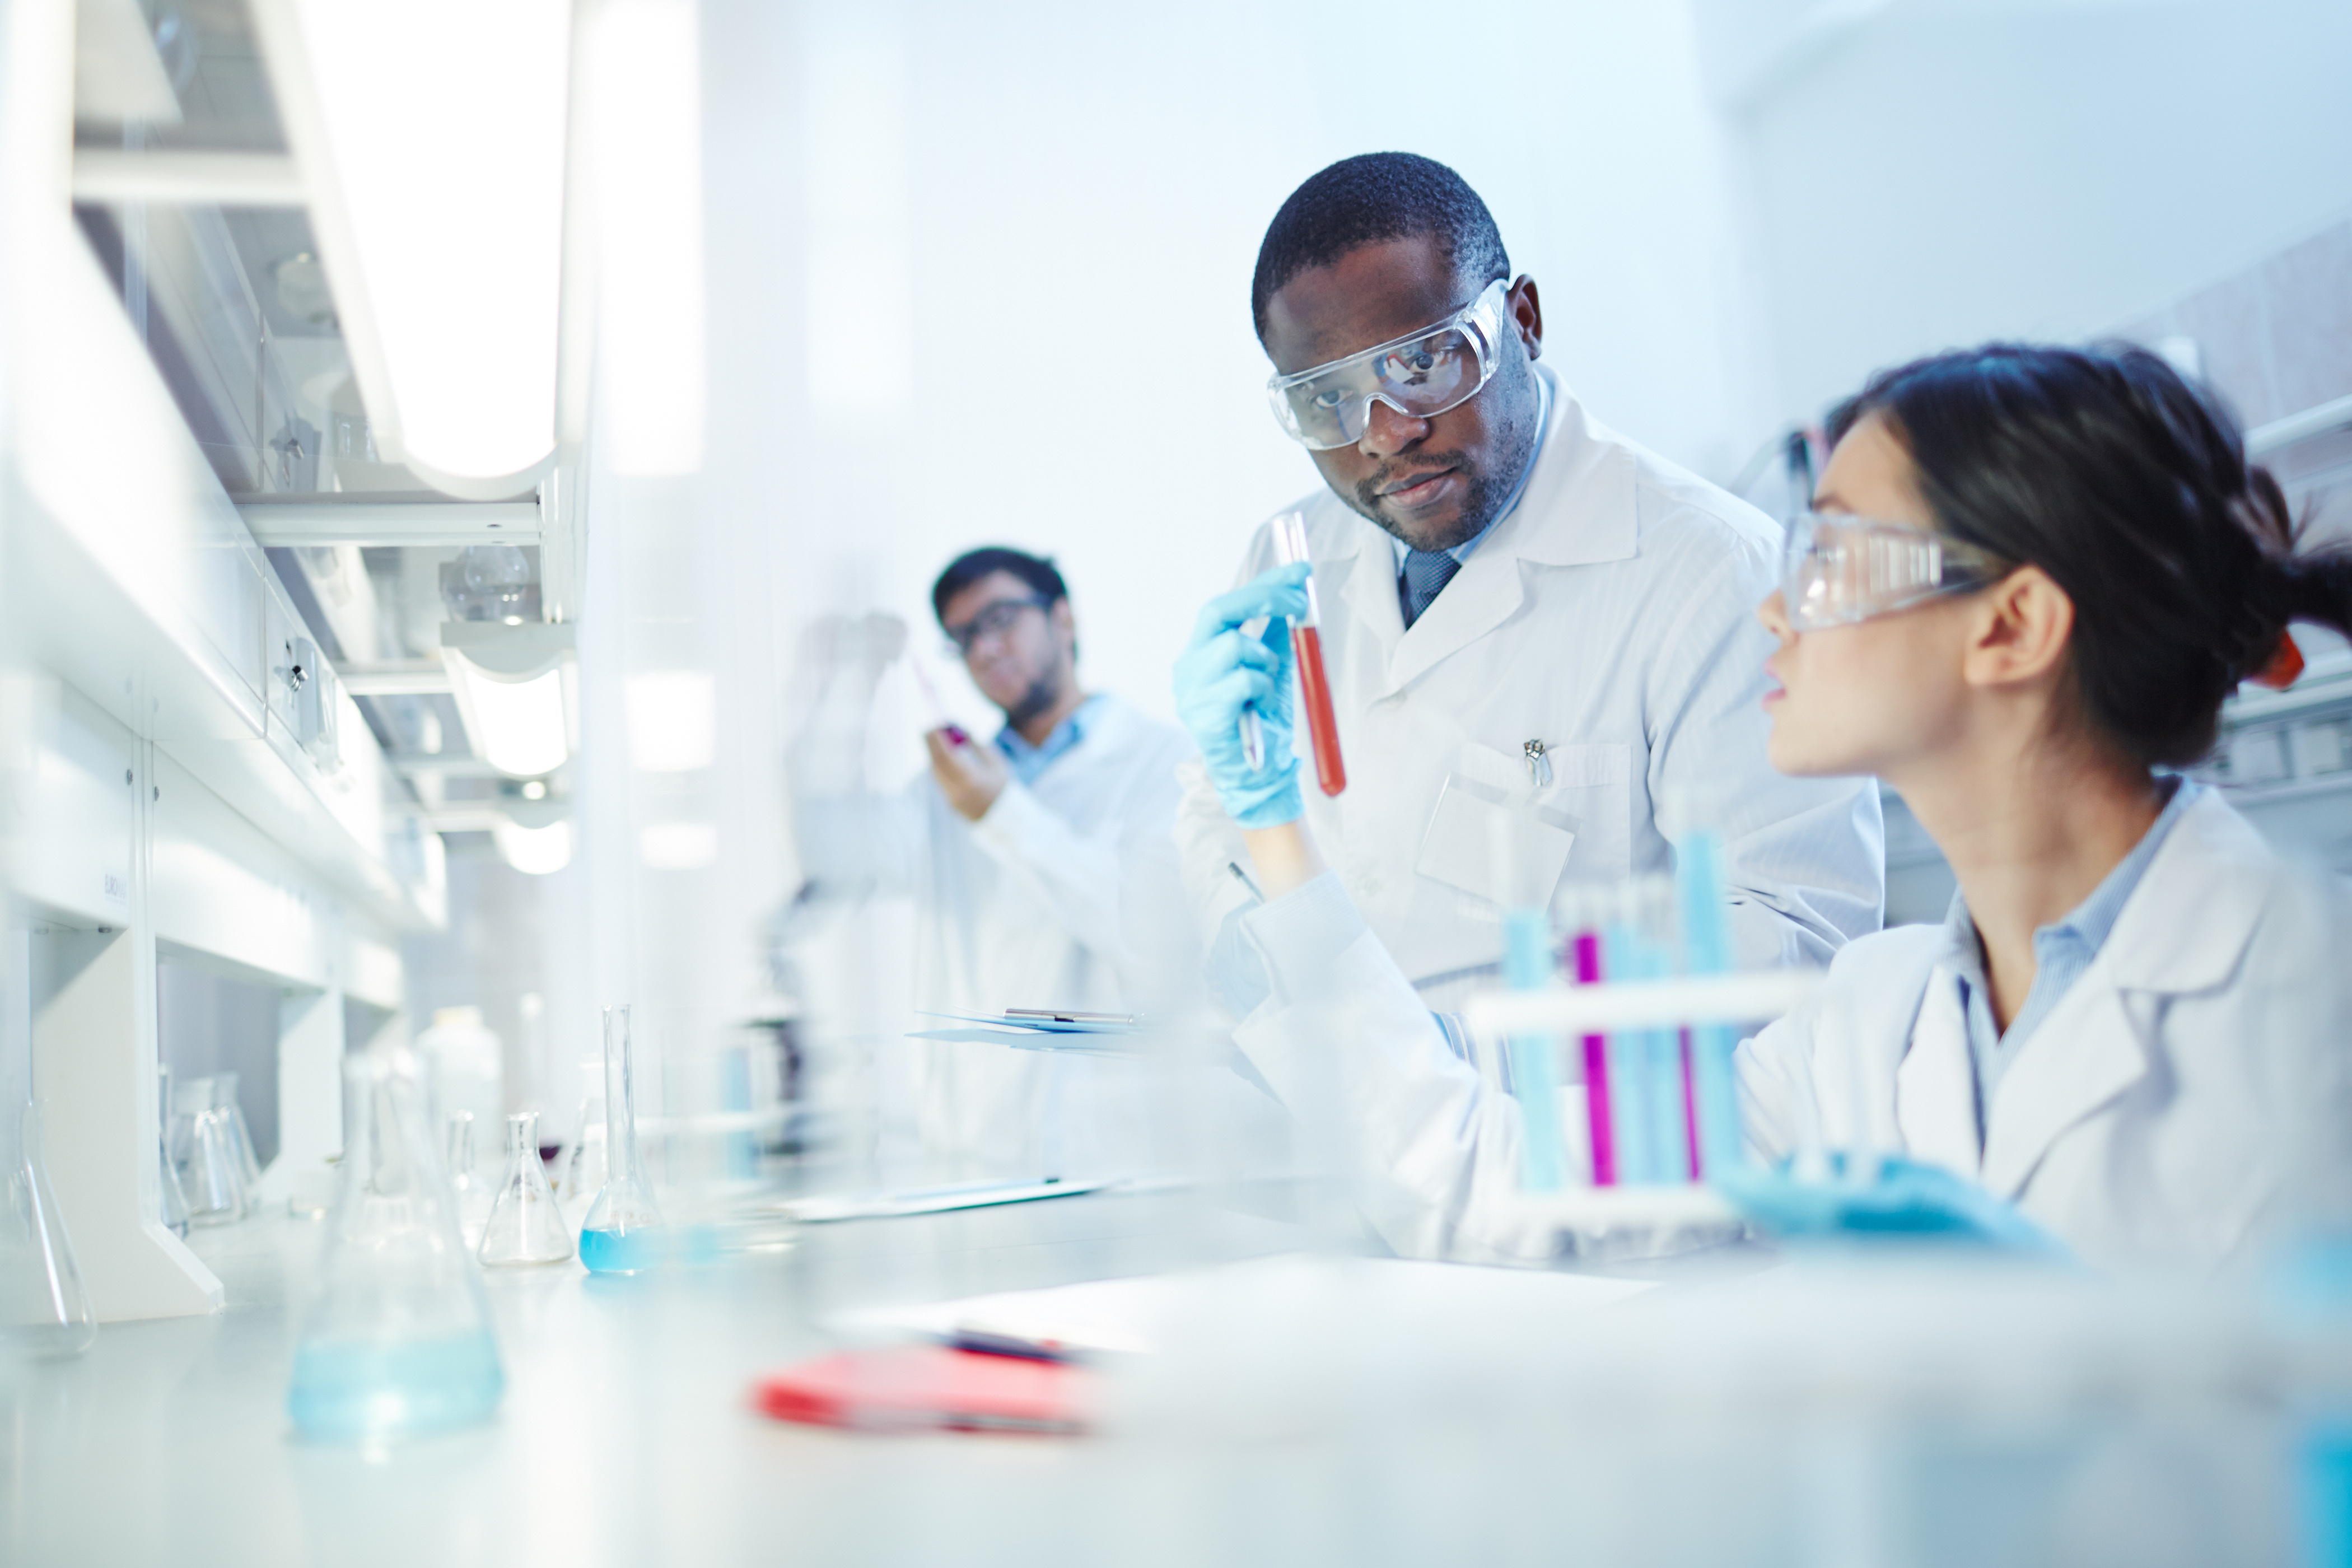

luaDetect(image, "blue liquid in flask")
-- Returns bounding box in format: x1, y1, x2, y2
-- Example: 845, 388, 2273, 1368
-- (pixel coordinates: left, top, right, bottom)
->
286, 1332, 505, 1442
580, 1225, 665, 1275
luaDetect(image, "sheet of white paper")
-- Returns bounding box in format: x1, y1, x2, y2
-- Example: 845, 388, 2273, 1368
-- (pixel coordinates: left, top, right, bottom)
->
828, 1254, 1660, 1359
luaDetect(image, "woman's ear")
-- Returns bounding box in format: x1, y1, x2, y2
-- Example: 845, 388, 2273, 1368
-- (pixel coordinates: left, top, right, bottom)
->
1961, 566, 2074, 692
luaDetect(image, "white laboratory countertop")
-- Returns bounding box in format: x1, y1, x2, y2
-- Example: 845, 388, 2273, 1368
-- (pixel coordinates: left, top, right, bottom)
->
4, 1182, 2340, 1568
1, 1182, 1322, 1568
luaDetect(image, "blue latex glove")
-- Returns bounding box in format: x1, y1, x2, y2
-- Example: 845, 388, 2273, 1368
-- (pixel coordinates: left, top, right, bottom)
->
1173, 563, 1312, 829
1717, 1151, 2074, 1261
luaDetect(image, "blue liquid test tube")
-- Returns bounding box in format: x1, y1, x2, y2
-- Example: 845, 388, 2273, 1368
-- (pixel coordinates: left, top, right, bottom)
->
1503, 909, 1567, 1191
1636, 942, 1688, 1183
1674, 831, 1747, 1177
1602, 924, 1656, 1184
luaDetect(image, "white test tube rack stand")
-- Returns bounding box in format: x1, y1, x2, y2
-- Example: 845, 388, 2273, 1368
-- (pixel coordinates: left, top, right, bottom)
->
1460, 969, 1826, 1230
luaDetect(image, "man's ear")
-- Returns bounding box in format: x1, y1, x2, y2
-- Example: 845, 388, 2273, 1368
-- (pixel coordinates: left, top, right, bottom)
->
1508, 275, 1542, 361
1961, 566, 2074, 692
1052, 597, 1078, 659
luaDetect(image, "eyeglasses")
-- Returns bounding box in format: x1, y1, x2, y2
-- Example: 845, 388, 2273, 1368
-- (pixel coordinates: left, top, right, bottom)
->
1782, 512, 2008, 631
941, 595, 1049, 656
1265, 278, 1511, 450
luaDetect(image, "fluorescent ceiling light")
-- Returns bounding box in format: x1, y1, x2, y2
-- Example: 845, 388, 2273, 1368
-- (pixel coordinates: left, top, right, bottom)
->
626, 671, 715, 772
450, 665, 569, 778
265, 0, 568, 491
588, 0, 704, 475
440, 624, 577, 778
494, 817, 573, 876
640, 823, 716, 871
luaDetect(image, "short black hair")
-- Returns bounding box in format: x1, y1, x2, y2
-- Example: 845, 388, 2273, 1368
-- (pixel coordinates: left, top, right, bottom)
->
1250, 153, 1510, 339
931, 547, 1068, 627
1829, 342, 2352, 769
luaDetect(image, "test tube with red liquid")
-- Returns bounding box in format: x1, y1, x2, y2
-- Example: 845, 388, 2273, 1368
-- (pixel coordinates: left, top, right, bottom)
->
1272, 514, 1346, 797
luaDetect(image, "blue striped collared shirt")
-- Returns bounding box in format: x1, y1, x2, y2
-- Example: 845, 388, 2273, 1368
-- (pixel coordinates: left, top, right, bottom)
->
1946, 777, 2201, 1144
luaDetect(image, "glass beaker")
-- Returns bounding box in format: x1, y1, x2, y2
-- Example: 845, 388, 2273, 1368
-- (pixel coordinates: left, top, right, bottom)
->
578, 1005, 666, 1275
478, 1112, 573, 1267
2, 1101, 99, 1360
444, 1112, 491, 1245
286, 1048, 504, 1443
175, 1074, 250, 1226
217, 1070, 264, 1194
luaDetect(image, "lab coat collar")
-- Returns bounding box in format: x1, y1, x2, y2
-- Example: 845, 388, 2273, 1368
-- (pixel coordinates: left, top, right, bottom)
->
1976, 790, 2274, 1201
1333, 367, 1636, 697
1894, 977, 1982, 1179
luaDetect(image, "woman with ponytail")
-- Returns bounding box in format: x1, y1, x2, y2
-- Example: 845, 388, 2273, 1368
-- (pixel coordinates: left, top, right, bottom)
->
1198, 340, 2351, 1273
1726, 343, 2352, 1270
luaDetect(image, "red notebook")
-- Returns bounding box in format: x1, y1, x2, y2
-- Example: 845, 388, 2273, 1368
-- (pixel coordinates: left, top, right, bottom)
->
752, 1345, 1094, 1435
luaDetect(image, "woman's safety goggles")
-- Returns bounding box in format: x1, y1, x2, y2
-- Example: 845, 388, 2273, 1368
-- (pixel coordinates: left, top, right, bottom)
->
1266, 279, 1511, 450
1782, 512, 2008, 631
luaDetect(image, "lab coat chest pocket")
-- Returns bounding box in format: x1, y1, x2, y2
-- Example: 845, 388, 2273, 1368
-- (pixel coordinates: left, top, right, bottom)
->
1536, 741, 1633, 882
1413, 740, 1594, 909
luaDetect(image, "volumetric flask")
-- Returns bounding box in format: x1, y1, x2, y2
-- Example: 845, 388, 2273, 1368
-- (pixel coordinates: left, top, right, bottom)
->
445, 1112, 491, 1246
176, 1075, 249, 1225
2, 1102, 98, 1359
286, 1048, 504, 1443
217, 1071, 264, 1193
557, 1057, 605, 1211
478, 1112, 573, 1267
578, 1005, 666, 1275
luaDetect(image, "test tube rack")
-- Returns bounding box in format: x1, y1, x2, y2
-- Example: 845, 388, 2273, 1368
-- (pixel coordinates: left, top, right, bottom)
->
1461, 968, 1824, 1230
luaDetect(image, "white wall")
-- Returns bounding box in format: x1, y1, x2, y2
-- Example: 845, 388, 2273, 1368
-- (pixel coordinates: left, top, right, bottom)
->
1702, 0, 2352, 423
778, 0, 1761, 766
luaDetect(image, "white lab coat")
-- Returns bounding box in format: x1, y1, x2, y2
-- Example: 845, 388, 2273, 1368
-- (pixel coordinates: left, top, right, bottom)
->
1178, 367, 1884, 1008
1233, 788, 2352, 1274
799, 694, 1198, 1178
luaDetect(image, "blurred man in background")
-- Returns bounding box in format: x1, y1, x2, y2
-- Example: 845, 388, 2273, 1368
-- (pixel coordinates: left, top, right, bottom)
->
790, 547, 1196, 1181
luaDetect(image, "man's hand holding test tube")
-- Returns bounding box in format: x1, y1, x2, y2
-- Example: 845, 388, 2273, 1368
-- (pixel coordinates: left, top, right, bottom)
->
1172, 515, 1347, 832
1172, 561, 1316, 831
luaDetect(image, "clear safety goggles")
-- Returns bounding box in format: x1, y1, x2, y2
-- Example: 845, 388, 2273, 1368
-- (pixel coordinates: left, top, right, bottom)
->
1782, 512, 2007, 631
1266, 278, 1511, 450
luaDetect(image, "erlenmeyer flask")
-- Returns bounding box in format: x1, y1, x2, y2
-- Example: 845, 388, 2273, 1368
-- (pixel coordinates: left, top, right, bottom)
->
217, 1070, 264, 1196
286, 1048, 504, 1443
179, 1076, 249, 1226
579, 1005, 666, 1274
2, 1101, 99, 1359
478, 1112, 573, 1267
158, 1067, 190, 1238
444, 1112, 490, 1245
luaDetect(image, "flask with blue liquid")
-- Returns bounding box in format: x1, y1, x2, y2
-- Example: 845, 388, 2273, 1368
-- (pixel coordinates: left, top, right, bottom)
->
286, 1047, 504, 1443
578, 1004, 666, 1275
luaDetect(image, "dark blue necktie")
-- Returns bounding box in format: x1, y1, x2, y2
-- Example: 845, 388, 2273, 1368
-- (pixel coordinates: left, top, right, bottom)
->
1399, 548, 1461, 629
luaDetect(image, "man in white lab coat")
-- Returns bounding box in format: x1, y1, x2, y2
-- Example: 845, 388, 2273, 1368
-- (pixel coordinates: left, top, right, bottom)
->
1180, 153, 1883, 1009
795, 548, 1196, 1179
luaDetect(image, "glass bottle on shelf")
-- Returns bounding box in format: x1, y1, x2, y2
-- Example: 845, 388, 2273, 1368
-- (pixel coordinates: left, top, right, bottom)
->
578, 1006, 666, 1275
478, 1112, 573, 1267
2, 1101, 99, 1360
286, 1048, 504, 1443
